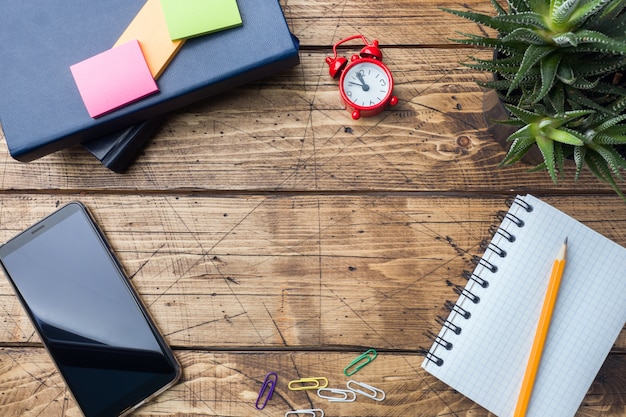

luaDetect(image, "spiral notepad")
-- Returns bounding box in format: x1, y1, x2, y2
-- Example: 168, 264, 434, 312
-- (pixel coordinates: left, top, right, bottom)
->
422, 194, 626, 417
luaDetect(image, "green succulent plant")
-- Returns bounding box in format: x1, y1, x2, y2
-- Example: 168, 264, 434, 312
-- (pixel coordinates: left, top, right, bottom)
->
445, 0, 626, 199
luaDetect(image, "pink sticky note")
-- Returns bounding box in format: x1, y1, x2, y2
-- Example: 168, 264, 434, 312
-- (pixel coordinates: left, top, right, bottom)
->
70, 40, 158, 118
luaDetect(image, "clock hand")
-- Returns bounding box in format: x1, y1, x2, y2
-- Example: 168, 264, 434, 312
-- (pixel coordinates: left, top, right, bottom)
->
356, 72, 370, 91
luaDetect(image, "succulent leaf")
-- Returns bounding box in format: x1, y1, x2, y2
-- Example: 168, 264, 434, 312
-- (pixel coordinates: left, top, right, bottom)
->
568, 0, 614, 28
537, 53, 562, 101
504, 104, 541, 123
509, 45, 555, 94
545, 126, 585, 145
503, 27, 549, 45
551, 0, 581, 27
445, 0, 626, 199
535, 134, 558, 182
501, 134, 538, 166
573, 145, 586, 179
573, 29, 626, 54
494, 12, 549, 30
594, 133, 626, 145
441, 9, 520, 33
556, 61, 576, 84
489, 0, 508, 16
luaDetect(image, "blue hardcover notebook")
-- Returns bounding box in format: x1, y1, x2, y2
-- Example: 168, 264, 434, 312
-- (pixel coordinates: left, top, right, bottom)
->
0, 0, 299, 162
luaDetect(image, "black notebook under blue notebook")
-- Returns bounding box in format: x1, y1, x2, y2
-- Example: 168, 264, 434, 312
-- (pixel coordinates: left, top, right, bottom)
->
0, 0, 299, 166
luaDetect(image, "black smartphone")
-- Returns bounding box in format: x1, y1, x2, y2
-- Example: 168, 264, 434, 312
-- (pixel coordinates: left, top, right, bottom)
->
0, 202, 181, 417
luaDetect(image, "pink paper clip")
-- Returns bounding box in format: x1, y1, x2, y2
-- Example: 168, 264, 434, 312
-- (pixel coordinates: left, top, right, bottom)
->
255, 372, 278, 410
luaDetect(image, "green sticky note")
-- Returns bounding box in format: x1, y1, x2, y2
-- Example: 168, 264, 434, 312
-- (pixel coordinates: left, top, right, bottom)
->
160, 0, 242, 41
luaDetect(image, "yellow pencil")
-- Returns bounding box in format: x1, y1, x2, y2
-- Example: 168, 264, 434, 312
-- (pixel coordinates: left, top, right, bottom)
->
513, 237, 568, 417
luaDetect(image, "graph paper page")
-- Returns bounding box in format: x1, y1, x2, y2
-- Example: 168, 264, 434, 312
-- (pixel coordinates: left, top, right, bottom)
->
422, 194, 626, 417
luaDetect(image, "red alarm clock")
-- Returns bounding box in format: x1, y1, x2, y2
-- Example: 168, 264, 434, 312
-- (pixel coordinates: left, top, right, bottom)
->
326, 34, 398, 120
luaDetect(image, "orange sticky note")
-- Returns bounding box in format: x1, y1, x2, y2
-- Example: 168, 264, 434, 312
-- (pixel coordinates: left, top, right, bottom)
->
70, 40, 158, 118
115, 0, 184, 79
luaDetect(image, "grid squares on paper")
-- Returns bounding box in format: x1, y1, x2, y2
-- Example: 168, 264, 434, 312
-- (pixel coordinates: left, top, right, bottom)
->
421, 194, 626, 417
70, 40, 158, 118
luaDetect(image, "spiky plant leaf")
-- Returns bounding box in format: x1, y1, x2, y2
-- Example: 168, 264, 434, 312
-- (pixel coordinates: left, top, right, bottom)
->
509, 45, 555, 94
585, 152, 626, 200
555, 141, 566, 178
545, 126, 585, 145
489, 0, 507, 16
535, 134, 558, 182
500, 134, 538, 166
594, 113, 626, 131
552, 32, 578, 46
537, 53, 562, 101
594, 132, 626, 145
574, 145, 587, 179
588, 143, 626, 175
511, 0, 535, 13
545, 83, 566, 113
573, 29, 626, 54
494, 12, 549, 30
596, 0, 626, 22
552, 0, 581, 26
556, 61, 576, 84
503, 27, 549, 45
574, 57, 626, 77
570, 76, 600, 89
504, 104, 542, 123
441, 9, 521, 33
568, 0, 614, 28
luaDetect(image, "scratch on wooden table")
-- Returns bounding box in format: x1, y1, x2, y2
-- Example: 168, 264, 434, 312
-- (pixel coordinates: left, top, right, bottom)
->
264, 302, 288, 346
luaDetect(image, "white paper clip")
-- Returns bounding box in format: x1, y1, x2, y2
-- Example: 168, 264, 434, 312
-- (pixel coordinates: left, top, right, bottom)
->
317, 387, 357, 402
347, 380, 385, 401
285, 409, 324, 417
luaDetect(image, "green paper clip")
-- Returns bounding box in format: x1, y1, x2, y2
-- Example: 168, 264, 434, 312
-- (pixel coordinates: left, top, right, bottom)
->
343, 348, 377, 376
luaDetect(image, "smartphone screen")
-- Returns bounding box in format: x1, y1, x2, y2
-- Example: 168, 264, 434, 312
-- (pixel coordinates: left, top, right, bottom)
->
0, 202, 180, 417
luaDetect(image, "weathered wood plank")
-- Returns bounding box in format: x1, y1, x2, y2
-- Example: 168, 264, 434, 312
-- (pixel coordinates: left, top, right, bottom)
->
0, 348, 624, 417
0, 195, 623, 351
0, 49, 620, 194
282, 0, 497, 45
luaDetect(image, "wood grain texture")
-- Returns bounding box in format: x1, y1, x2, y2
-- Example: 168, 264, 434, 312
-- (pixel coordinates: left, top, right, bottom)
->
0, 0, 624, 416
1, 348, 624, 417
0, 50, 614, 193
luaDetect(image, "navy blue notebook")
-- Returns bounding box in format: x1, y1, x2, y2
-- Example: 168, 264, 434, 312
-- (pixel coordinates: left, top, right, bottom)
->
0, 0, 299, 162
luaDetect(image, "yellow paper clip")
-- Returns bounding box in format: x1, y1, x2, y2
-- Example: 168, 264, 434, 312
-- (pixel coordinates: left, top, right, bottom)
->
343, 348, 377, 376
287, 376, 329, 391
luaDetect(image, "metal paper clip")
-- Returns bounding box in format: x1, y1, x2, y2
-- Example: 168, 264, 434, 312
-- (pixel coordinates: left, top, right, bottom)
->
285, 409, 324, 417
287, 376, 328, 391
343, 348, 377, 376
317, 387, 357, 402
255, 372, 277, 410
347, 380, 385, 401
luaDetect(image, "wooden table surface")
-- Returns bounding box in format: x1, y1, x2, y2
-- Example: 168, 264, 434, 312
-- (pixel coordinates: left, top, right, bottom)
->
1, 1, 624, 416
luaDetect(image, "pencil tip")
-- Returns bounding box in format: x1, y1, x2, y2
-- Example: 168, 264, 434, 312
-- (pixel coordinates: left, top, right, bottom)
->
564, 237, 568, 245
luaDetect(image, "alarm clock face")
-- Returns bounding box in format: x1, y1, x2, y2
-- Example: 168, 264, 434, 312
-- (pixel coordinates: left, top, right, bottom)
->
341, 60, 392, 109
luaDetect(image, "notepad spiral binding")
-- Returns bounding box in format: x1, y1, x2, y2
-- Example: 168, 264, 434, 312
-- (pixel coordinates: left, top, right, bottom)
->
420, 196, 534, 367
